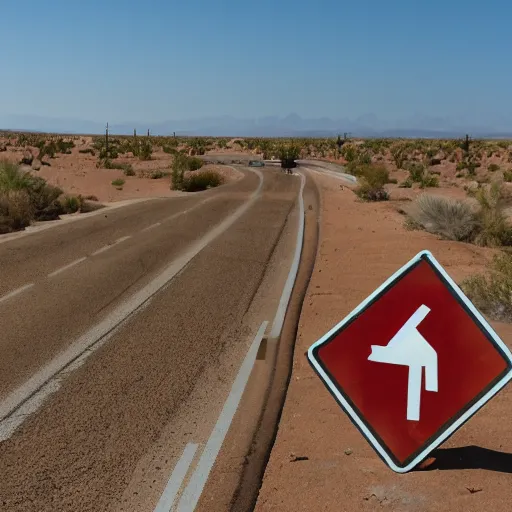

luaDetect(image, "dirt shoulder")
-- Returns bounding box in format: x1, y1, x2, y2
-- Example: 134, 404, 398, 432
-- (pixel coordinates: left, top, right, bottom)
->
255, 172, 512, 512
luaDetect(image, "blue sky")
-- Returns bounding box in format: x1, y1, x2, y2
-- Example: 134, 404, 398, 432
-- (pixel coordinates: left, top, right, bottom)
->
2, 0, 512, 127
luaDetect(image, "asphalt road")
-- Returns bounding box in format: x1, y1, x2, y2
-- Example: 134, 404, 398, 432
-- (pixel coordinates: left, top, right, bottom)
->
0, 166, 306, 511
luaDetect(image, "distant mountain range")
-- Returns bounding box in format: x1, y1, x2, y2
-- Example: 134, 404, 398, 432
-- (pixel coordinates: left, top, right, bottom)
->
1, 113, 512, 139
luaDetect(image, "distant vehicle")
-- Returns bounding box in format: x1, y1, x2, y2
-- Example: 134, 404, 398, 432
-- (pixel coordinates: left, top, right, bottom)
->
248, 160, 265, 167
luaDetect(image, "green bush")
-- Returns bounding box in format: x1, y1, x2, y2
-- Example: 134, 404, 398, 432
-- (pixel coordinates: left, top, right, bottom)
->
150, 170, 169, 179
79, 148, 95, 155
111, 179, 125, 187
504, 170, 512, 182
187, 157, 204, 171
354, 164, 390, 201
60, 195, 83, 214
181, 170, 224, 192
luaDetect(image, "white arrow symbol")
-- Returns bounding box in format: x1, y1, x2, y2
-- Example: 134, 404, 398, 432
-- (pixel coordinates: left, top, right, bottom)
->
368, 305, 438, 421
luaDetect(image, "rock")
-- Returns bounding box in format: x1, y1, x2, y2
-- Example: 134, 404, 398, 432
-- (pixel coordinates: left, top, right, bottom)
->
467, 181, 479, 191
41, 155, 51, 166
32, 159, 41, 171
20, 150, 33, 165
0, 144, 6, 152
430, 158, 442, 166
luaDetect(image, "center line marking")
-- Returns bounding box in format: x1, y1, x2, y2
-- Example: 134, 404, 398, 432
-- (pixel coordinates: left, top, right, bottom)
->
141, 222, 161, 232
91, 235, 132, 256
0, 283, 35, 305
48, 257, 87, 278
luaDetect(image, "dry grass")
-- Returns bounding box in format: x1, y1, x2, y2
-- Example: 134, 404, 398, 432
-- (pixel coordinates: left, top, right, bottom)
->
462, 252, 512, 322
408, 183, 512, 246
408, 195, 477, 241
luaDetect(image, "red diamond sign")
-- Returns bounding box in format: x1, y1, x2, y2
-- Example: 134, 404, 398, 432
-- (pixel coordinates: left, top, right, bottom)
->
307, 250, 512, 473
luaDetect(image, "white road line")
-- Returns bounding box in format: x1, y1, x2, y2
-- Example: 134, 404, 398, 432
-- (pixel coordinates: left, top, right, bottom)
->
0, 283, 35, 305
0, 169, 264, 437
175, 321, 269, 512
153, 443, 199, 512
269, 172, 306, 339
48, 257, 88, 278
141, 222, 162, 232
91, 235, 132, 256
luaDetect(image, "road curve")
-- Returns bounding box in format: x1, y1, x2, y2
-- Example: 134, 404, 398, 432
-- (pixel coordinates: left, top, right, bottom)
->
0, 166, 307, 511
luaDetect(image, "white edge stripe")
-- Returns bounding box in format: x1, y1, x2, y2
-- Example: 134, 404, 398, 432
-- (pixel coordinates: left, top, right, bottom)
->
175, 320, 269, 511
269, 172, 306, 338
307, 249, 512, 473
153, 442, 199, 512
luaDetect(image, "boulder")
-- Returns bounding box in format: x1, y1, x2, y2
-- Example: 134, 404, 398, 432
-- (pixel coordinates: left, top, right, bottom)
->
41, 155, 51, 166
32, 159, 41, 171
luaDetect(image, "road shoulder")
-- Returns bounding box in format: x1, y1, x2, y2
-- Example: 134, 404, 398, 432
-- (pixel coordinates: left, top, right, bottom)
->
255, 173, 512, 512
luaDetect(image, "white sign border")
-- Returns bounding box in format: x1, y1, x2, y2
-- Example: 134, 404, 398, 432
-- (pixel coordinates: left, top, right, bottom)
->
307, 249, 512, 473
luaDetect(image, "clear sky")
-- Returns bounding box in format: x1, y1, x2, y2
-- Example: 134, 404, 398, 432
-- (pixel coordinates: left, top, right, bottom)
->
2, 0, 512, 126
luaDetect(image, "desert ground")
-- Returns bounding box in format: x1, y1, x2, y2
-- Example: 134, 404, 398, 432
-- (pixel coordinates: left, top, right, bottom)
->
1, 131, 512, 511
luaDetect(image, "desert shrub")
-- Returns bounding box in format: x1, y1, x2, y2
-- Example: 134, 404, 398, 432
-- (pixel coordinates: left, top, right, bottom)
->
99, 159, 134, 175
504, 170, 512, 182
56, 138, 74, 154
163, 145, 178, 154
150, 170, 169, 179
354, 164, 390, 201
405, 162, 439, 188
408, 195, 477, 242
0, 190, 33, 233
341, 144, 357, 163
171, 153, 188, 190
408, 183, 512, 246
111, 179, 125, 187
471, 182, 512, 247
187, 157, 204, 171
462, 253, 512, 322
488, 163, 500, 172
399, 177, 413, 188
60, 195, 83, 214
79, 148, 95, 155
137, 138, 153, 160
181, 170, 224, 192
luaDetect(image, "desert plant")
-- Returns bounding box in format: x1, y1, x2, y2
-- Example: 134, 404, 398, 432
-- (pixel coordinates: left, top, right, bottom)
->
472, 182, 512, 247
111, 178, 125, 187
187, 157, 204, 171
504, 170, 512, 182
408, 195, 477, 241
171, 153, 188, 190
150, 170, 168, 179
79, 148, 95, 155
60, 195, 83, 214
0, 190, 33, 233
462, 253, 512, 322
488, 163, 500, 172
354, 164, 390, 201
181, 170, 224, 192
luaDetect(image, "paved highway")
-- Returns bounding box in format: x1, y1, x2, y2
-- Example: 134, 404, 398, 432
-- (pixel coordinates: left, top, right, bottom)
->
0, 166, 316, 511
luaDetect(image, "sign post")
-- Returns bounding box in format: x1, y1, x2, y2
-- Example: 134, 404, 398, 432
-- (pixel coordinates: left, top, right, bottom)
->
308, 250, 512, 473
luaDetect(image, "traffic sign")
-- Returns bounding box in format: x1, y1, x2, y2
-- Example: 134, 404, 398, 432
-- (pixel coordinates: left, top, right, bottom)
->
307, 250, 512, 473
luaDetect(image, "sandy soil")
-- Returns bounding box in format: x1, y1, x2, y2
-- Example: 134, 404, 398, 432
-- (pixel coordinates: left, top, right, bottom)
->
255, 172, 512, 512
0, 138, 243, 203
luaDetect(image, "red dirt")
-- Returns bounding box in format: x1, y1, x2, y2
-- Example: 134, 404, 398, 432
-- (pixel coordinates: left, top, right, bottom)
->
0, 137, 242, 203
